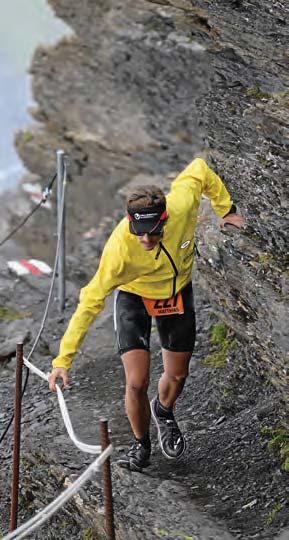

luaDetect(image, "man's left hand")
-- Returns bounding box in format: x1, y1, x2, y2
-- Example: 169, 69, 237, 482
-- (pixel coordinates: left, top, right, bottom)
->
220, 213, 246, 229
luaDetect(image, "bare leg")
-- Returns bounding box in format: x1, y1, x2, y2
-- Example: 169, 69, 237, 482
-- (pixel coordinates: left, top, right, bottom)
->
158, 349, 192, 409
121, 349, 151, 439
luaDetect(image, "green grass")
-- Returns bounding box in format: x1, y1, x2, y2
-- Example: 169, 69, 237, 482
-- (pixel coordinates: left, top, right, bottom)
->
258, 253, 274, 265
272, 89, 289, 107
202, 322, 234, 368
210, 322, 228, 345
257, 155, 274, 168
153, 530, 169, 538
245, 86, 289, 107
0, 306, 31, 321
245, 85, 271, 99
264, 502, 283, 525
261, 426, 289, 472
21, 130, 34, 143
82, 528, 93, 540
202, 348, 229, 368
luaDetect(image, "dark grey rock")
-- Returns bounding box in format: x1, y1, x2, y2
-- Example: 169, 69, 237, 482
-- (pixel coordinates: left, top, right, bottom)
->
1, 0, 289, 539
0, 319, 32, 360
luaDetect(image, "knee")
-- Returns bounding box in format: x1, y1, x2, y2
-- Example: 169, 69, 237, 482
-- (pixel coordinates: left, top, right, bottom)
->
164, 370, 188, 383
126, 378, 149, 396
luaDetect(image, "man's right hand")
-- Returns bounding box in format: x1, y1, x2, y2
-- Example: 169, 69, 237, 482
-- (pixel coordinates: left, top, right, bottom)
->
220, 213, 246, 229
48, 368, 69, 392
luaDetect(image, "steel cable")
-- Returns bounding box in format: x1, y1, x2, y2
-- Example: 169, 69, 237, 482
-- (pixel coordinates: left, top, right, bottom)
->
0, 173, 57, 247
0, 167, 65, 445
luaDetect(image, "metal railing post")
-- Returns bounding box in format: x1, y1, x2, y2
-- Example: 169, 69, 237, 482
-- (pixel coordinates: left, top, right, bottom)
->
57, 149, 66, 312
99, 419, 115, 540
9, 343, 24, 531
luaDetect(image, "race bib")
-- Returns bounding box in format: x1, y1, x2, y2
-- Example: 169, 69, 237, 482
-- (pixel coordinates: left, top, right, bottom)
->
142, 292, 184, 316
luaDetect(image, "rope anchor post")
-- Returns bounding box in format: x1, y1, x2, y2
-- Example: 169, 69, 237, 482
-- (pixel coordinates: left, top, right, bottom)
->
56, 149, 67, 312
9, 343, 24, 532
99, 419, 115, 540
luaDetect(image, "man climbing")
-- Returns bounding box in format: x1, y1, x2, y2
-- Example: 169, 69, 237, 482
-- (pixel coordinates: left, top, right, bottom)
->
49, 157, 245, 471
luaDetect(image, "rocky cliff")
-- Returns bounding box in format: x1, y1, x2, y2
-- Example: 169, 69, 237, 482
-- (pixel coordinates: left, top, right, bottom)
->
2, 0, 289, 539
14, 0, 289, 400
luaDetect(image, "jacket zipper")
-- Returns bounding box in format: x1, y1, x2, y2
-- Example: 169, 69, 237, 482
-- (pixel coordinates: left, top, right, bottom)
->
157, 241, 178, 297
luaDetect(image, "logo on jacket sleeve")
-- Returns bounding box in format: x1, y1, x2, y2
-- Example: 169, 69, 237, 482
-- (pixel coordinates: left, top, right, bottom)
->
180, 240, 191, 249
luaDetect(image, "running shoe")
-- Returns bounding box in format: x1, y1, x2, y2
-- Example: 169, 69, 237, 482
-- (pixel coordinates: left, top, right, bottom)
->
116, 440, 151, 472
150, 396, 186, 459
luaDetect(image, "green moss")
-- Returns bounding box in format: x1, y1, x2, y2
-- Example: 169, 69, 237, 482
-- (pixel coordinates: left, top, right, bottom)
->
18, 494, 26, 506
261, 426, 289, 472
257, 155, 273, 168
202, 323, 234, 368
222, 387, 233, 398
210, 322, 228, 345
264, 502, 283, 525
272, 89, 289, 107
202, 347, 228, 368
273, 90, 289, 99
258, 253, 274, 265
245, 86, 289, 106
245, 85, 271, 99
0, 306, 31, 321
22, 131, 34, 143
81, 529, 101, 540
153, 529, 169, 538
81, 528, 93, 540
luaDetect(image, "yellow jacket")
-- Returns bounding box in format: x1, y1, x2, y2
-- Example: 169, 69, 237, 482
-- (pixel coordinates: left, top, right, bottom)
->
52, 158, 233, 370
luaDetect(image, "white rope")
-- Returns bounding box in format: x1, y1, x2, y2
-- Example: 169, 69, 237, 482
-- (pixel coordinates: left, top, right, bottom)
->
2, 444, 113, 540
1, 160, 114, 540
25, 162, 67, 363
0, 165, 67, 446
20, 159, 100, 455
24, 357, 102, 455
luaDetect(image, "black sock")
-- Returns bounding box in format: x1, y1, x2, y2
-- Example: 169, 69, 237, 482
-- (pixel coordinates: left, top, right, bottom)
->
156, 396, 173, 418
136, 432, 151, 449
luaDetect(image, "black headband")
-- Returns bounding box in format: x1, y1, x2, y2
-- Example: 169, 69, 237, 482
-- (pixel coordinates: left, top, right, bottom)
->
127, 204, 167, 235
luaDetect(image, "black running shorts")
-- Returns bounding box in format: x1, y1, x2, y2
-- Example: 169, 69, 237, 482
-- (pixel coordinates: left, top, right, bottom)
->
114, 282, 196, 355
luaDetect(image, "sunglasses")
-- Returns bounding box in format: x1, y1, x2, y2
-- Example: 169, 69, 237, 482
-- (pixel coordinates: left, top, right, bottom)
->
135, 230, 164, 237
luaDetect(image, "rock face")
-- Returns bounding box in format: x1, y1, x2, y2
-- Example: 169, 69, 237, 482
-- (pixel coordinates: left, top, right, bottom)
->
3, 2, 288, 536
190, 0, 289, 401
14, 0, 289, 402
1, 258, 289, 539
